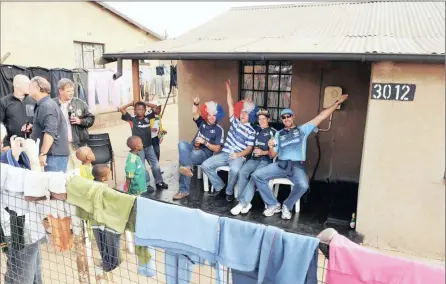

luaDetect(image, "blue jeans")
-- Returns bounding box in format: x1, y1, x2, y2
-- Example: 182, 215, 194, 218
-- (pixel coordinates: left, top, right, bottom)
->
178, 141, 209, 193
237, 159, 270, 206
138, 146, 163, 185
44, 155, 69, 172
252, 162, 309, 209
201, 152, 245, 195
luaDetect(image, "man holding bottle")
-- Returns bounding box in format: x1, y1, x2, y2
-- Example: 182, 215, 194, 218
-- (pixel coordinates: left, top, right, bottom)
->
173, 97, 225, 200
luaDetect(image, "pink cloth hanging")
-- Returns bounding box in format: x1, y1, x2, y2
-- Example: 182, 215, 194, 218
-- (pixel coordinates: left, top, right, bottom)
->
327, 234, 445, 284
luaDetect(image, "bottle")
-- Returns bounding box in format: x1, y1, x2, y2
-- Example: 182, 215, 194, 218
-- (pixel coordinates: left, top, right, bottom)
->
194, 132, 201, 150
350, 213, 356, 229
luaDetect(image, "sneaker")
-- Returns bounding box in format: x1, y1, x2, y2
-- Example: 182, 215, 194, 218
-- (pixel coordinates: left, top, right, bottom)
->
146, 185, 155, 193
240, 203, 252, 214
210, 190, 221, 197
179, 166, 193, 177
263, 204, 282, 217
226, 194, 234, 202
230, 203, 245, 215
173, 192, 189, 200
281, 205, 292, 220
156, 182, 168, 190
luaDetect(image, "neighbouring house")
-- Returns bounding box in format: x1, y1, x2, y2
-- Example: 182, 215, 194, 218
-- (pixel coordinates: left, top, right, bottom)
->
0, 1, 163, 69
100, 2, 445, 260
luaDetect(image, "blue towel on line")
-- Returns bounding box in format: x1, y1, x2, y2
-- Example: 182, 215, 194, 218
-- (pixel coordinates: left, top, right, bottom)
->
217, 217, 265, 272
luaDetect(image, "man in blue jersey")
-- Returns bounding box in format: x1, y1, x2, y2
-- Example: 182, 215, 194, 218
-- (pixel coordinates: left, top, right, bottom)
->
201, 80, 256, 202
230, 109, 276, 215
252, 94, 348, 220
173, 97, 225, 200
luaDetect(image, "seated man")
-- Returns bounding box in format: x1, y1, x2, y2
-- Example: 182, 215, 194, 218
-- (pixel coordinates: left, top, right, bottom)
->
173, 97, 224, 200
201, 80, 256, 202
252, 94, 348, 220
231, 109, 276, 215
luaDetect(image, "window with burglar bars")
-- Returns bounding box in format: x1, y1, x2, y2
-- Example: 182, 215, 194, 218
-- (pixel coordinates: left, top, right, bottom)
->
74, 41, 105, 69
240, 60, 293, 122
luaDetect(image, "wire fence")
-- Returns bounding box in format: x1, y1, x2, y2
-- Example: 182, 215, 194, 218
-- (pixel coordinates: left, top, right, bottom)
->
0, 199, 329, 284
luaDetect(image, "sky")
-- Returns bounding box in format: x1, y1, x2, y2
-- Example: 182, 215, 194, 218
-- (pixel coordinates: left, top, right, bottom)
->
105, 2, 294, 38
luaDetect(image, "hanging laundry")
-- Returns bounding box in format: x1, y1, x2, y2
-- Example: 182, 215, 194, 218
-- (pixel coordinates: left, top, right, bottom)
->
22, 169, 48, 201
150, 76, 166, 98
232, 226, 319, 284
87, 70, 114, 111
0, 64, 31, 98
326, 233, 446, 284
217, 217, 265, 272
92, 226, 122, 272
169, 65, 177, 95
109, 71, 133, 108
72, 68, 89, 101
47, 215, 73, 252
49, 68, 74, 98
66, 175, 136, 233
2, 163, 26, 193
137, 246, 156, 278
28, 66, 51, 82
134, 197, 223, 284
156, 66, 164, 76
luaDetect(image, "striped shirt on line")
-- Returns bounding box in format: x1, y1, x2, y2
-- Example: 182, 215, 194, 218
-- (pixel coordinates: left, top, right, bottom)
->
222, 115, 256, 153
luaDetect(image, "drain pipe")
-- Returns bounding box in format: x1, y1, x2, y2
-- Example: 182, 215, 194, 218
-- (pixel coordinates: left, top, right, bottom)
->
113, 58, 123, 80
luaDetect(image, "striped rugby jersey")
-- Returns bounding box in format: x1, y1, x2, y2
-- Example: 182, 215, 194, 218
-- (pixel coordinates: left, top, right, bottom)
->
222, 115, 256, 154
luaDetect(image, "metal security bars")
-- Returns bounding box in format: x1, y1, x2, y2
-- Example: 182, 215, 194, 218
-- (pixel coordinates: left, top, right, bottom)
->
239, 60, 292, 122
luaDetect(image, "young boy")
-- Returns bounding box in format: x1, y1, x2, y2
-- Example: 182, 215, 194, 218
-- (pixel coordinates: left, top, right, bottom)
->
149, 101, 167, 161
92, 164, 111, 183
119, 101, 168, 191
75, 146, 96, 180
125, 136, 147, 195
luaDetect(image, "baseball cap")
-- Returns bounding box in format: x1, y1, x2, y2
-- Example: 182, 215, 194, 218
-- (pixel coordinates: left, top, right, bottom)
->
280, 109, 294, 116
257, 109, 270, 118
152, 100, 162, 107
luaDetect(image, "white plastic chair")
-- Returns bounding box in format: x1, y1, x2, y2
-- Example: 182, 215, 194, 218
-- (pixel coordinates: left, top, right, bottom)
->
268, 178, 300, 212
202, 166, 238, 198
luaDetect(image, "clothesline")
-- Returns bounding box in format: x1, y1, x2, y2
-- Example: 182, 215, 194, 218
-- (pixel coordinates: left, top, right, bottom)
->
0, 164, 444, 284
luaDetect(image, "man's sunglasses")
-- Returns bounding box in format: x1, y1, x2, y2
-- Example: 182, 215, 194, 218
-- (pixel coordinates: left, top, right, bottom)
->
281, 114, 292, 120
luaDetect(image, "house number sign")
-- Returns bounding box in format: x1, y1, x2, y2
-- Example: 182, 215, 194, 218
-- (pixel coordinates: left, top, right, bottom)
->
371, 83, 416, 101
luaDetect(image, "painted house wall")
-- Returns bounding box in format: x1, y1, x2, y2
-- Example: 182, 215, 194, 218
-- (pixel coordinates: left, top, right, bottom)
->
356, 62, 445, 260
0, 2, 159, 69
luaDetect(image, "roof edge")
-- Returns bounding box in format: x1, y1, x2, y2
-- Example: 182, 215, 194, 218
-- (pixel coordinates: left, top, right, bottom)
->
95, 2, 165, 40
100, 52, 445, 63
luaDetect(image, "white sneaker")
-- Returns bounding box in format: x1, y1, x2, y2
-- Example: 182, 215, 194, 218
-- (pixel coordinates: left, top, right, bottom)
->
230, 203, 245, 216
281, 205, 292, 220
240, 203, 252, 214
263, 204, 281, 217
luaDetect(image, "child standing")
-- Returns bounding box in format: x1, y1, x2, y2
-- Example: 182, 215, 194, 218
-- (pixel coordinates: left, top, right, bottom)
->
75, 146, 96, 180
125, 136, 148, 195
92, 164, 111, 183
149, 101, 167, 161
119, 101, 168, 192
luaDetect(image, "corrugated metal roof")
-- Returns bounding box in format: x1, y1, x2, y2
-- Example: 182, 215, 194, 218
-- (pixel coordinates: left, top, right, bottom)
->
104, 1, 445, 57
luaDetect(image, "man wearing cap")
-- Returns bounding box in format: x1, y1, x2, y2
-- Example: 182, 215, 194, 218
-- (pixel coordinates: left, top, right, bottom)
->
173, 97, 225, 200
201, 79, 256, 202
252, 94, 348, 219
230, 109, 276, 215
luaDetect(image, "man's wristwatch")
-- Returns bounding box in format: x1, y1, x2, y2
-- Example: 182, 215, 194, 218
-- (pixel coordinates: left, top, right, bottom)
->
40, 152, 47, 156
205, 142, 209, 147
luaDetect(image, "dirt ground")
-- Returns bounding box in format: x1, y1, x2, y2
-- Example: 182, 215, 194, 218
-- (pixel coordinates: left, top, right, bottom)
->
1, 102, 444, 283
